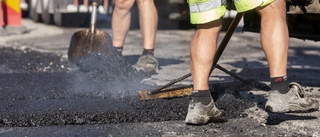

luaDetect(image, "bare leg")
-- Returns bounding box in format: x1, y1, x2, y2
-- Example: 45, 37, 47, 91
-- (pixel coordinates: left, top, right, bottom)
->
256, 0, 288, 77
112, 0, 135, 47
136, 0, 158, 50
190, 20, 222, 90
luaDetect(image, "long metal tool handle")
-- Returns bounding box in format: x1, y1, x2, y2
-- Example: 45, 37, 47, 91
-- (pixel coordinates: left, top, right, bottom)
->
148, 12, 245, 95
215, 64, 250, 85
90, 2, 98, 33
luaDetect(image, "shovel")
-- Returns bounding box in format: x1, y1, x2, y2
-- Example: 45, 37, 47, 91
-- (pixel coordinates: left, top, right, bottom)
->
68, 2, 113, 64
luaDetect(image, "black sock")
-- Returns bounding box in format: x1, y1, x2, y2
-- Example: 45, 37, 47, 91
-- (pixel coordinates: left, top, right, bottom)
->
142, 48, 154, 56
193, 90, 212, 105
270, 76, 289, 94
113, 46, 123, 56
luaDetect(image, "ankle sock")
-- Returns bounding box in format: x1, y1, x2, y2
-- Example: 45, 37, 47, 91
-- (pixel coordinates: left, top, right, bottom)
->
112, 46, 123, 56
193, 90, 212, 105
142, 48, 154, 56
270, 76, 289, 94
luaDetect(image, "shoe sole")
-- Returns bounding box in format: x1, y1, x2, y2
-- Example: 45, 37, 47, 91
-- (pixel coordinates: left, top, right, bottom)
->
266, 101, 319, 113
185, 113, 227, 125
134, 64, 158, 73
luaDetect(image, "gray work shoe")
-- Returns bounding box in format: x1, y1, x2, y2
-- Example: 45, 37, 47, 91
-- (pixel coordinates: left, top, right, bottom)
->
265, 82, 319, 113
185, 99, 227, 125
133, 54, 158, 72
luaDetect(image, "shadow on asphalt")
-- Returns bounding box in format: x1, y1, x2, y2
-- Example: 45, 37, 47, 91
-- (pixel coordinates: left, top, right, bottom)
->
266, 113, 318, 125
220, 44, 320, 87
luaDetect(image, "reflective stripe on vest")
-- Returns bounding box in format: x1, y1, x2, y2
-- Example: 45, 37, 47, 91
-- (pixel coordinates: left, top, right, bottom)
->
233, 0, 262, 12
189, 0, 226, 13
187, 0, 210, 5
190, 5, 226, 24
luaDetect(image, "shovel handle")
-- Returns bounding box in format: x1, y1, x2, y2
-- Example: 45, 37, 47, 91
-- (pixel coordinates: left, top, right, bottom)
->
90, 2, 98, 33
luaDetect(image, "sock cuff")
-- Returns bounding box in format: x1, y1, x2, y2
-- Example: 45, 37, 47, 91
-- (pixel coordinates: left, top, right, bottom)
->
270, 76, 287, 83
193, 90, 211, 97
192, 90, 212, 105
193, 90, 209, 93
142, 48, 154, 55
112, 46, 123, 56
113, 46, 123, 50
270, 76, 289, 93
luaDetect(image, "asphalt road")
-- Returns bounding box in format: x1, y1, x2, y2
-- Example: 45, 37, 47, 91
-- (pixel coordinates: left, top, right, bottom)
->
0, 19, 319, 137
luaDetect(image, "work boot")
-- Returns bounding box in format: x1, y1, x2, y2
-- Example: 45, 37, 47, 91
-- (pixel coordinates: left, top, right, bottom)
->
265, 82, 319, 113
133, 54, 158, 73
185, 99, 227, 125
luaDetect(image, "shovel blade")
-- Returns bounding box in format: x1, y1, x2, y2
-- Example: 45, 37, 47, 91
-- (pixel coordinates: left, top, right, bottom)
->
68, 30, 113, 64
138, 86, 193, 100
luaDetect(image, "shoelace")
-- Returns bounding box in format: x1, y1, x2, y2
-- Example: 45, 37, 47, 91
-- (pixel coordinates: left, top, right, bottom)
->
289, 82, 305, 98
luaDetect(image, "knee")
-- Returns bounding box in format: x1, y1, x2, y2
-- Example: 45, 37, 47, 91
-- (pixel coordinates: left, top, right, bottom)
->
257, 0, 286, 17
136, 0, 155, 6
114, 0, 134, 10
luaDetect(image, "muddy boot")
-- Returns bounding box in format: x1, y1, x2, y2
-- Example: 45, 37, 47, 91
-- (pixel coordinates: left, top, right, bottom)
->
185, 99, 227, 125
133, 54, 158, 73
265, 82, 319, 113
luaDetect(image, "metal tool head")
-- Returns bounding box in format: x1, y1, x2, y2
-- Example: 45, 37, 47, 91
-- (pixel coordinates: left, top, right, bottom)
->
68, 2, 113, 65
138, 86, 193, 100
68, 29, 113, 64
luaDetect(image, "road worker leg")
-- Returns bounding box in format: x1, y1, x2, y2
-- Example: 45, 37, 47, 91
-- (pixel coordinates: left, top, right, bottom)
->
190, 20, 221, 90
136, 0, 158, 50
256, 0, 288, 77
112, 0, 135, 48
256, 0, 319, 113
185, 0, 227, 125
